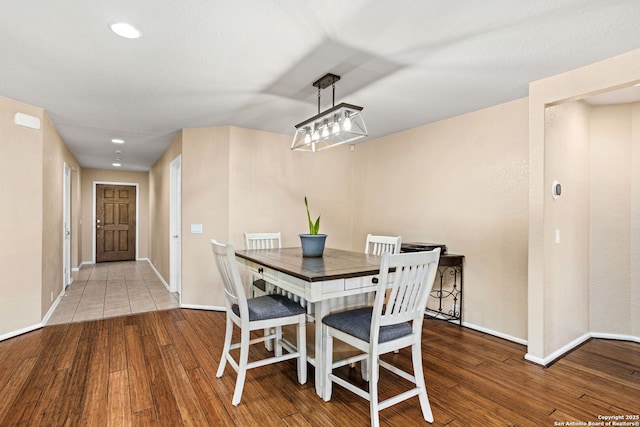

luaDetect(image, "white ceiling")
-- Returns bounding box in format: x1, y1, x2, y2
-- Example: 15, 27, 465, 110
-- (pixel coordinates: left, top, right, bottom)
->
1, 0, 639, 171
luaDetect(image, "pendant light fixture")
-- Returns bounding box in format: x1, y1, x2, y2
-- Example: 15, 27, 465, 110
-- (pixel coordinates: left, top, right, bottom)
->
291, 73, 367, 152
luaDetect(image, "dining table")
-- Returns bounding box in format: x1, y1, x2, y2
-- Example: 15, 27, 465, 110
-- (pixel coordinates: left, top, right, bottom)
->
234, 247, 383, 397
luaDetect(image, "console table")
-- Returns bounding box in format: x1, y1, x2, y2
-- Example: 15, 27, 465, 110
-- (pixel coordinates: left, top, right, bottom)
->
401, 243, 464, 325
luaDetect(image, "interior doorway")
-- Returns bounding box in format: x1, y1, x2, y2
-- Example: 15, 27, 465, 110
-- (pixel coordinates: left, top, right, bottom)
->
95, 183, 137, 262
63, 163, 72, 286
170, 155, 182, 296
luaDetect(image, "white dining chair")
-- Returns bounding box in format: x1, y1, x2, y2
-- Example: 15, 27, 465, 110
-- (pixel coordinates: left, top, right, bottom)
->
364, 234, 402, 256
211, 239, 307, 406
322, 248, 441, 427
244, 232, 282, 297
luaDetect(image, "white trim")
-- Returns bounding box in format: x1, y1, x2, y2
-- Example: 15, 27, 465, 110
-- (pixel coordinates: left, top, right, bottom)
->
180, 303, 225, 312
590, 332, 640, 343
140, 258, 171, 291
42, 288, 66, 326
92, 181, 140, 263
525, 333, 591, 366
169, 154, 182, 295
0, 323, 43, 342
63, 163, 72, 287
461, 320, 529, 346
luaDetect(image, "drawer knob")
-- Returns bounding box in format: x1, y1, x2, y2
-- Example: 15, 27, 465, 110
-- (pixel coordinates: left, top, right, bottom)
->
258, 267, 264, 274
372, 277, 378, 284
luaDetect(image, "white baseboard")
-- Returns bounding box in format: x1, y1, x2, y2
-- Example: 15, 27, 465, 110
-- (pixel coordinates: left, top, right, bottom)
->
461, 320, 529, 346
526, 332, 640, 366
78, 261, 94, 269
41, 288, 66, 326
525, 332, 594, 366
180, 303, 225, 312
0, 322, 43, 342
590, 332, 640, 343
140, 258, 171, 292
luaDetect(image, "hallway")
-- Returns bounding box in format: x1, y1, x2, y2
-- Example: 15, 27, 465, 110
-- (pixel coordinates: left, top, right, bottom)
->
47, 261, 179, 325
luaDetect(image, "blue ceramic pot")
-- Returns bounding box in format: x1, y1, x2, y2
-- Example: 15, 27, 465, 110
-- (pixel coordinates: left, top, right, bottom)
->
299, 234, 327, 257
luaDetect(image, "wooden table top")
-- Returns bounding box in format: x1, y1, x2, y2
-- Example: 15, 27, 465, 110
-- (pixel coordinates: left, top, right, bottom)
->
235, 247, 382, 282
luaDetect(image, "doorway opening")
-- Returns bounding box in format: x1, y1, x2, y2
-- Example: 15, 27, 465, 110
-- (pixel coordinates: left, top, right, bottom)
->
170, 155, 182, 297
63, 163, 72, 287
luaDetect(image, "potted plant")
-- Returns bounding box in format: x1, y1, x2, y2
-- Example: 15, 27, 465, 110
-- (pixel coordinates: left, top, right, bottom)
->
299, 196, 327, 257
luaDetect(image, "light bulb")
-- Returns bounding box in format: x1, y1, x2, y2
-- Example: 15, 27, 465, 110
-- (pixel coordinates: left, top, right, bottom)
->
321, 120, 330, 138
343, 114, 352, 131
332, 114, 340, 134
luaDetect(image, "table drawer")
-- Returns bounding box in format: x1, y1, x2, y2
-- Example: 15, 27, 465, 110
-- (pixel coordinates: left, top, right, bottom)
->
345, 275, 379, 290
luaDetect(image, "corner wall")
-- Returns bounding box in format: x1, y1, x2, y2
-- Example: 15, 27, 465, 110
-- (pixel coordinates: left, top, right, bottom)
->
543, 101, 591, 349
149, 131, 182, 281
0, 96, 44, 336
149, 126, 355, 309
528, 47, 640, 363
42, 114, 81, 318
590, 103, 638, 337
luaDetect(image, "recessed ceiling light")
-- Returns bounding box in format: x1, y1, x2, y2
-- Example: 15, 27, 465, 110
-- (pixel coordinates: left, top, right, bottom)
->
112, 162, 122, 167
111, 138, 125, 144
109, 22, 141, 39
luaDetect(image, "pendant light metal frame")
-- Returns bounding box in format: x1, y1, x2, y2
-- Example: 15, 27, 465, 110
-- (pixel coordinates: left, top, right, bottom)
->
291, 73, 367, 152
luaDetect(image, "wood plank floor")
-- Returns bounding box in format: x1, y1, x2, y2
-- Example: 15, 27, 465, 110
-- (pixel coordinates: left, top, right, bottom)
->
0, 309, 638, 426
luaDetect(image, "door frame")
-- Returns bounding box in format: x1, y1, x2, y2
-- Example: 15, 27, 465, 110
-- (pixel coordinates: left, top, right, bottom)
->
63, 163, 72, 286
92, 181, 140, 263
170, 155, 182, 296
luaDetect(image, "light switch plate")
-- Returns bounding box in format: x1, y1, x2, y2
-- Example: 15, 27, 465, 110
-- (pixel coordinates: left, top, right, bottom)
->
191, 224, 203, 234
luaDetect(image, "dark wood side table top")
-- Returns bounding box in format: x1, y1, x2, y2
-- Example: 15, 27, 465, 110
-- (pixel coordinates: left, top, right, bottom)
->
235, 247, 382, 282
401, 242, 464, 267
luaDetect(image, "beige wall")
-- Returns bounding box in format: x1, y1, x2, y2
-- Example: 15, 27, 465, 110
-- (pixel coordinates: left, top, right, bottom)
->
352, 98, 530, 340
80, 168, 150, 264
180, 127, 231, 307
41, 114, 81, 318
543, 101, 591, 349
528, 47, 640, 362
0, 96, 44, 336
151, 100, 532, 343
149, 131, 182, 281
149, 126, 354, 309
228, 127, 354, 249
590, 103, 638, 336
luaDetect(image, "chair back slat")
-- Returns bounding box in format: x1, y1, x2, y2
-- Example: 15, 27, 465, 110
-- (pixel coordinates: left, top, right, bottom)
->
364, 234, 402, 256
211, 240, 247, 316
373, 249, 440, 330
244, 232, 282, 250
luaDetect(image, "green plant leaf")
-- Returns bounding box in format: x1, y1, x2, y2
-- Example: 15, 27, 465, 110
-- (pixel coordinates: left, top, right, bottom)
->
304, 196, 320, 235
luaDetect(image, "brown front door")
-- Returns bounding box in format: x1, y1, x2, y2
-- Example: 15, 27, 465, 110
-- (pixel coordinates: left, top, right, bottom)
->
96, 184, 136, 262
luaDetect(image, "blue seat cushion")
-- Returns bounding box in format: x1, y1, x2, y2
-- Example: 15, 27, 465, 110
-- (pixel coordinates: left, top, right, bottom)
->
232, 294, 305, 321
322, 307, 412, 343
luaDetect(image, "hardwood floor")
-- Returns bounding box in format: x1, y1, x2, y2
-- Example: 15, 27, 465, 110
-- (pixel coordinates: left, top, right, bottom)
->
0, 309, 638, 426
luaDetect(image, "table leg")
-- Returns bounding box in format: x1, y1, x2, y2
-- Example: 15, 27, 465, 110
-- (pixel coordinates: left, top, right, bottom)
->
314, 300, 330, 397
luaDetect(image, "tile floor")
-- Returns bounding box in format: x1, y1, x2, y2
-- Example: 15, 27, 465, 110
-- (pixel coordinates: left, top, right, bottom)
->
47, 260, 180, 325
